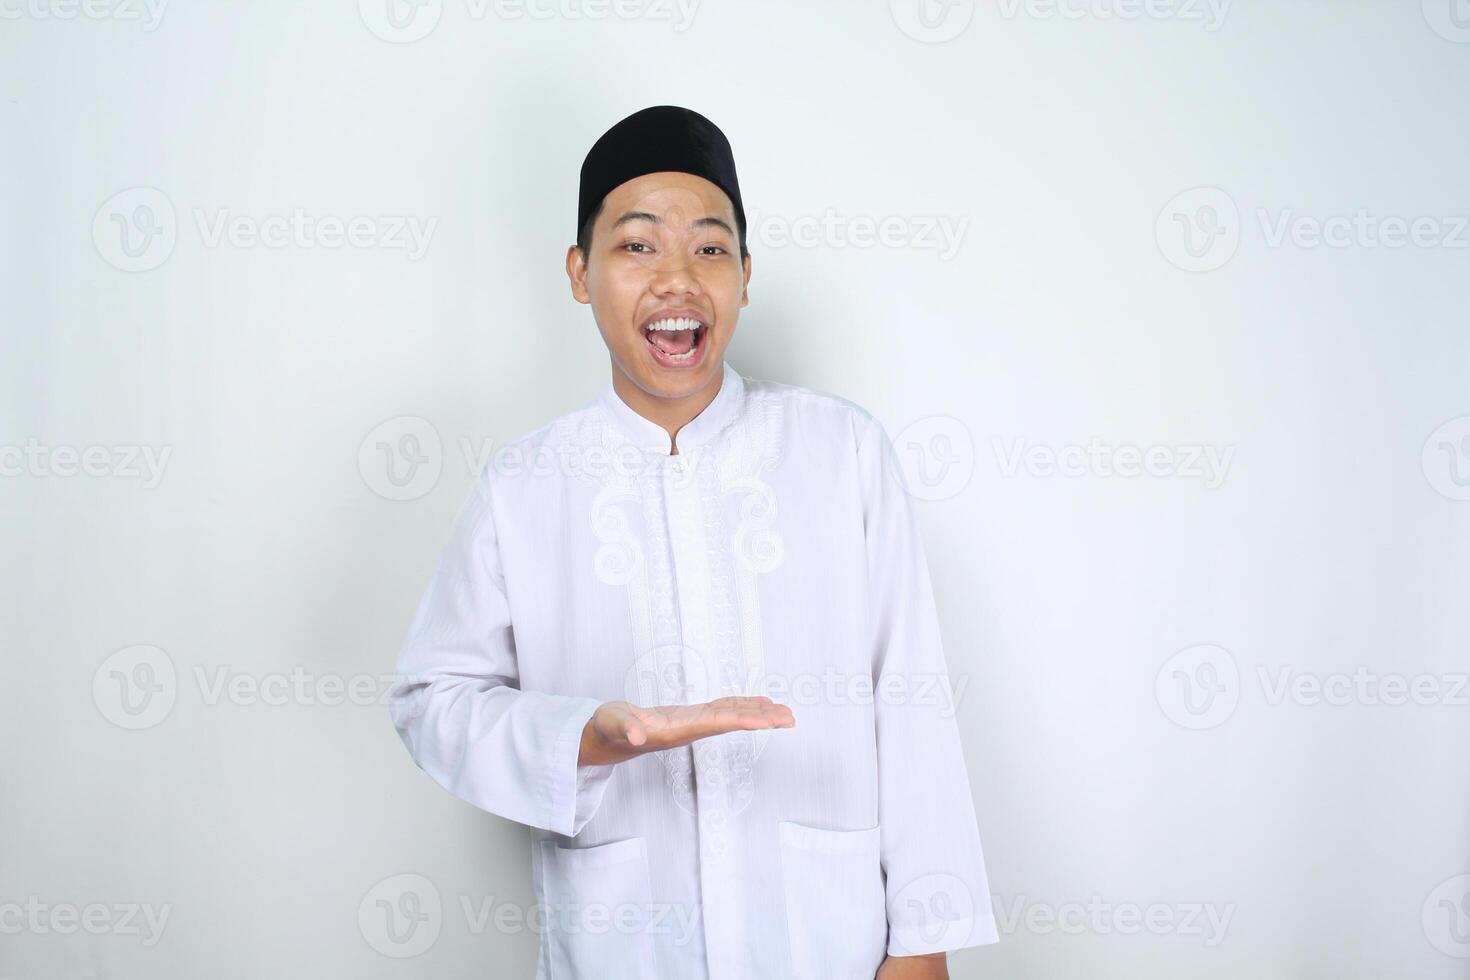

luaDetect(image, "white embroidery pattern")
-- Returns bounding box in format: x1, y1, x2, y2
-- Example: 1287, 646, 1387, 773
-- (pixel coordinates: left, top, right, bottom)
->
569, 384, 787, 833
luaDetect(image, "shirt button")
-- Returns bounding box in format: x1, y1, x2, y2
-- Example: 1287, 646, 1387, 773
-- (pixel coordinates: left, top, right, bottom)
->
672, 459, 687, 475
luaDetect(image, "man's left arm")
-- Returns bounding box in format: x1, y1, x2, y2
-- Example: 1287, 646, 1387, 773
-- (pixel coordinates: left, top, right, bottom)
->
855, 410, 1001, 969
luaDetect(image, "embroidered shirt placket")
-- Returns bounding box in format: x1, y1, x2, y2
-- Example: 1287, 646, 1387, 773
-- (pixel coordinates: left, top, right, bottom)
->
662, 447, 748, 980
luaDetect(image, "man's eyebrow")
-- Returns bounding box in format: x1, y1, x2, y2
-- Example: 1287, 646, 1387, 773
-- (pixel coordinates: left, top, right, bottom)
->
610, 211, 735, 236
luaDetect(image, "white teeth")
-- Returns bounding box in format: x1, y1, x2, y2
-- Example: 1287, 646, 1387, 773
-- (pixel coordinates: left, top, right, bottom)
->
643, 316, 704, 362
644, 317, 704, 333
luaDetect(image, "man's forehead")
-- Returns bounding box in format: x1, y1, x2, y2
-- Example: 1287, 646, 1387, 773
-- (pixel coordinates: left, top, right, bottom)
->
610, 210, 737, 238
599, 174, 736, 230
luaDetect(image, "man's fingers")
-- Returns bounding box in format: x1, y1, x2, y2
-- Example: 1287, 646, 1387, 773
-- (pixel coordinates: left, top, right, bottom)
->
611, 698, 797, 754
709, 696, 776, 709
699, 697, 796, 733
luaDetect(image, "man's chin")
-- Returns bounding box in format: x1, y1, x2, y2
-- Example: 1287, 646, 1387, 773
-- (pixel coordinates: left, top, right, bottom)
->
635, 359, 718, 398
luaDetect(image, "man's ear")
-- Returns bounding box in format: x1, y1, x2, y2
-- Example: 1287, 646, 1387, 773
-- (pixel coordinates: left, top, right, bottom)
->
566, 244, 591, 304
740, 253, 752, 308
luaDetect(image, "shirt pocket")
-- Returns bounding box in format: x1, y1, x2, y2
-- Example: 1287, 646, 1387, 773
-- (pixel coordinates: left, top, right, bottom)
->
778, 821, 888, 980
539, 836, 658, 980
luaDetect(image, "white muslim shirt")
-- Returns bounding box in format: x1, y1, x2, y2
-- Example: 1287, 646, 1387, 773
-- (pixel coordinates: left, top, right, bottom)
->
388, 359, 999, 980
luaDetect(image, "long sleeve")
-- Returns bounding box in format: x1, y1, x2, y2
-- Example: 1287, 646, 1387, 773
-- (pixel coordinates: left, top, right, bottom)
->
387, 465, 615, 837
854, 411, 1001, 958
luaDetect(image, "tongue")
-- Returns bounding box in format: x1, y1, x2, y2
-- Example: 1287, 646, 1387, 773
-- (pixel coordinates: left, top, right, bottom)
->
649, 329, 696, 355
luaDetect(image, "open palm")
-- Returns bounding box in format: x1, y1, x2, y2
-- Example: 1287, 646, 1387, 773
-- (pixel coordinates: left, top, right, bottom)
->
580, 696, 795, 766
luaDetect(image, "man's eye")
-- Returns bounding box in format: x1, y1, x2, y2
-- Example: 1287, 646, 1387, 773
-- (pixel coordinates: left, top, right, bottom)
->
622, 242, 651, 253
700, 245, 728, 255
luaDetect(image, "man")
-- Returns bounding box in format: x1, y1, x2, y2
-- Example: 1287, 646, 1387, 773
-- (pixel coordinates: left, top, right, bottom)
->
388, 105, 998, 980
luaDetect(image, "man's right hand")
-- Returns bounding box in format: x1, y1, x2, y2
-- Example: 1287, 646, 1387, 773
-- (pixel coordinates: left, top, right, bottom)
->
578, 696, 796, 766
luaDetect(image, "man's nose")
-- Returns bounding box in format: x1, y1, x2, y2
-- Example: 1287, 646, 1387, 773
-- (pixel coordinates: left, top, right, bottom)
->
647, 253, 701, 294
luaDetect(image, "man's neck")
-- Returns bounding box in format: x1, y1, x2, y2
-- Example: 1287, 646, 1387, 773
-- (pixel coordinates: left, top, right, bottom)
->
610, 363, 723, 456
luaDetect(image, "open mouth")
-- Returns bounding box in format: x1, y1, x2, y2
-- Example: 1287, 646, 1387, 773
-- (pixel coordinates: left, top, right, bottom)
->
640, 315, 709, 368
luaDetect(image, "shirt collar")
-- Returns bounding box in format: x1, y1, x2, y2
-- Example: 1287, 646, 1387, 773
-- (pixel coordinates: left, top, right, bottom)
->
596, 359, 746, 454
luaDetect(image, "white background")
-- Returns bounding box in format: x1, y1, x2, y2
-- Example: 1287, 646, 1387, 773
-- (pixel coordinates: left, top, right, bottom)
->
3, 0, 1470, 977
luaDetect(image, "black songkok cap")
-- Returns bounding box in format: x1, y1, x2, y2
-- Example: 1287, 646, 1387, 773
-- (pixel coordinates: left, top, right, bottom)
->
577, 105, 746, 245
